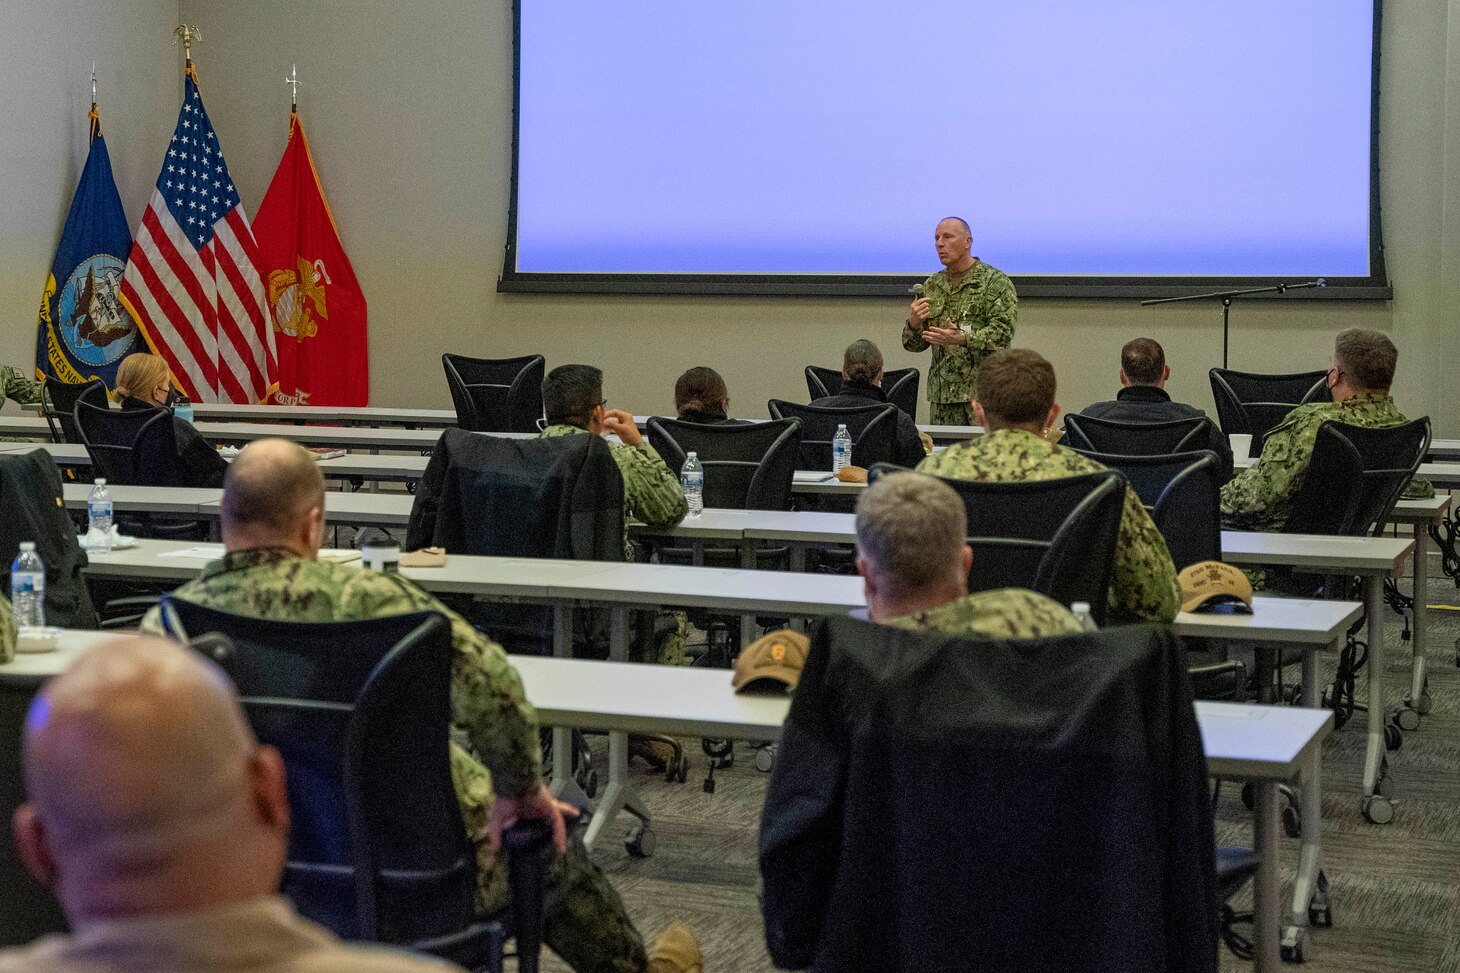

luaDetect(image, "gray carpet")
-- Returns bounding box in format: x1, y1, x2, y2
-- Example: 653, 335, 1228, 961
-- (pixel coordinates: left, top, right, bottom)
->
519, 571, 1460, 973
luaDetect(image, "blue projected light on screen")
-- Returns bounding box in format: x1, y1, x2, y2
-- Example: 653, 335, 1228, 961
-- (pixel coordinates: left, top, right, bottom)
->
514, 1, 1374, 278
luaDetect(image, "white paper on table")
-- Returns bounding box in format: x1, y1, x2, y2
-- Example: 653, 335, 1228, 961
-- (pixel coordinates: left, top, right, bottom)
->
157, 545, 227, 559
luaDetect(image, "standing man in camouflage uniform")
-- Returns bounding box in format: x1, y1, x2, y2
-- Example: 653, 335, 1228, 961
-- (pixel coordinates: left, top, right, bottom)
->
917, 349, 1179, 624
1222, 328, 1423, 532
537, 364, 690, 667
0, 366, 42, 409
902, 217, 1018, 426
856, 472, 1083, 636
140, 439, 701, 973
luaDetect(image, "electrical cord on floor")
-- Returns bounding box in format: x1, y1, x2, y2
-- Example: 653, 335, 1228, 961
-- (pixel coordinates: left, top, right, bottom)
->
1430, 509, 1460, 584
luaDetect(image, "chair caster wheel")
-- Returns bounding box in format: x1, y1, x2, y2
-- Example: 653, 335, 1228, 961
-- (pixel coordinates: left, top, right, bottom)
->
625, 824, 656, 858
1362, 794, 1395, 824
1383, 722, 1403, 752
1280, 925, 1306, 963
1308, 871, 1332, 928
1393, 705, 1421, 732
754, 745, 776, 773
576, 768, 599, 800
1413, 690, 1433, 715
665, 752, 689, 783
1282, 804, 1301, 839
703, 775, 716, 794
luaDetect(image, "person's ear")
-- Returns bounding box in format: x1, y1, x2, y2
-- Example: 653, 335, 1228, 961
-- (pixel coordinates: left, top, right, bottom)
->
249, 746, 291, 835
1046, 403, 1062, 428
960, 544, 973, 579
856, 554, 877, 601
13, 805, 57, 889
971, 400, 987, 426
1119, 369, 1131, 388
1161, 364, 1171, 384
302, 505, 325, 550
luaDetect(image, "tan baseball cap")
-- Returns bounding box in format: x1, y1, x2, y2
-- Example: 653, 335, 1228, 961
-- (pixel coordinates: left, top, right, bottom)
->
732, 630, 810, 692
1178, 561, 1254, 614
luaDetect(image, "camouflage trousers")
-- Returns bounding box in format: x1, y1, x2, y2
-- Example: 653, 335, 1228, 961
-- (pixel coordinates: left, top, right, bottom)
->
930, 401, 973, 426
629, 610, 689, 667
453, 746, 647, 972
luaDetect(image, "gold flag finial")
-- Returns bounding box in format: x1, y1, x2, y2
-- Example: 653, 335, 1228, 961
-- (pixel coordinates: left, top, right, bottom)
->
173, 25, 202, 82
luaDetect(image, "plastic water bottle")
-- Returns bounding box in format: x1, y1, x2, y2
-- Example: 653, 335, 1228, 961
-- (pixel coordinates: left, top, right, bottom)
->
88, 478, 113, 554
10, 543, 45, 632
173, 394, 194, 424
832, 424, 853, 474
1071, 601, 1099, 632
681, 452, 704, 518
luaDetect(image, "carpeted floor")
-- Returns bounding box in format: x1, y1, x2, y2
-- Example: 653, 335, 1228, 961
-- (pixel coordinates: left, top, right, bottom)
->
518, 570, 1460, 973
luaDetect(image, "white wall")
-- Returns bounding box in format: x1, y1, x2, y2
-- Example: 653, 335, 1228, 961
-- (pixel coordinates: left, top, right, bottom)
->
3, 2, 1452, 431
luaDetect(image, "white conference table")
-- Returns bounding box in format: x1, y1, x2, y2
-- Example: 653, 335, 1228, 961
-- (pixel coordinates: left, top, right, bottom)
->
0, 632, 1330, 973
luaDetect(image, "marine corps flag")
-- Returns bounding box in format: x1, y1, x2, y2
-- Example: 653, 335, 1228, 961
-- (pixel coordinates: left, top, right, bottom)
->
36, 106, 138, 388
253, 111, 368, 406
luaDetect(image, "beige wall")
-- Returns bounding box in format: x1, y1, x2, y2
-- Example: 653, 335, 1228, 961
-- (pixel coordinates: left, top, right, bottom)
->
4, 2, 1454, 431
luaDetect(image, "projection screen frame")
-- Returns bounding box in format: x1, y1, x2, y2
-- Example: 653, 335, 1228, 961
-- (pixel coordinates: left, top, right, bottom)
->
499, 1, 1390, 301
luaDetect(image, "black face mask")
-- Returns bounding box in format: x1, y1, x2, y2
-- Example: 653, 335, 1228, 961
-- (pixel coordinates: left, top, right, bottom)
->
164, 389, 181, 408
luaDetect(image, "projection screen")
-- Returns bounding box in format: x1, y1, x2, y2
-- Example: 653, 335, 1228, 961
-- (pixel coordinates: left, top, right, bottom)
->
501, 1, 1386, 298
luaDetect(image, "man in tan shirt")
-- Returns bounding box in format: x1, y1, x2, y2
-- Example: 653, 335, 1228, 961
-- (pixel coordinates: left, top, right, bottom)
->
0, 634, 460, 973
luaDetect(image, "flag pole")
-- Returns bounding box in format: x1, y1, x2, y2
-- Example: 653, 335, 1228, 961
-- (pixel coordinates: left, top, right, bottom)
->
88, 61, 99, 140
174, 24, 201, 83
286, 63, 300, 115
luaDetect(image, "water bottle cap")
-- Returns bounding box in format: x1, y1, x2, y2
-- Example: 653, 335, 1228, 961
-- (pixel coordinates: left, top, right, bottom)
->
18, 542, 35, 552
686, 451, 697, 459
837, 424, 848, 431
1071, 601, 1091, 614
94, 478, 106, 486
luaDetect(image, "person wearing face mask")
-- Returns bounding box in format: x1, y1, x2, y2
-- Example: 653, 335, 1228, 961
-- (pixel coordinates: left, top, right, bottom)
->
1220, 328, 1429, 533
111, 352, 227, 488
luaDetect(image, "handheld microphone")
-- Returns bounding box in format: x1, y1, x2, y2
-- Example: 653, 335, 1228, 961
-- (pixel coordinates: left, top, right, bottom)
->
911, 284, 925, 299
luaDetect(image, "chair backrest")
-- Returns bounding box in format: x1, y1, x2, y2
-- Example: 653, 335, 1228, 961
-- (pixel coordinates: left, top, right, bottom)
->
767, 400, 900, 471
74, 400, 182, 486
164, 600, 473, 945
804, 365, 920, 419
1071, 450, 1223, 570
1285, 418, 1431, 537
0, 450, 99, 628
1062, 413, 1215, 456
1208, 368, 1330, 455
892, 469, 1126, 623
442, 353, 545, 434
646, 417, 801, 511
41, 378, 106, 444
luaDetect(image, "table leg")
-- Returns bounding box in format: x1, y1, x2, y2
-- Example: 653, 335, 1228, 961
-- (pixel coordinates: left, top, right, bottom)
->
1361, 576, 1394, 820
1253, 780, 1282, 973
548, 605, 590, 807
580, 608, 649, 853
1288, 749, 1324, 938
1408, 524, 1430, 718
740, 541, 756, 651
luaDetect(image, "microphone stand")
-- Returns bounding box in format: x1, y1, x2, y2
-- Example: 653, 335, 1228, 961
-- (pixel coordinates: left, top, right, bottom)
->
1140, 279, 1325, 369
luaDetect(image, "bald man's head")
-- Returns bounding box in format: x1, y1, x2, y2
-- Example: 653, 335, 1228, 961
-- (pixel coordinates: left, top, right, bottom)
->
221, 439, 326, 554
15, 636, 289, 922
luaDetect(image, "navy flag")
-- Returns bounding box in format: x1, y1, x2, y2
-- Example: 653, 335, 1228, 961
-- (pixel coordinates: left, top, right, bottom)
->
36, 108, 137, 389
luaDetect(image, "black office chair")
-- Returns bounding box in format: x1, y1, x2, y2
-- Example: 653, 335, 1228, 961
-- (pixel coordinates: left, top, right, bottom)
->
647, 417, 801, 513
804, 365, 921, 419
0, 450, 99, 629
1071, 450, 1223, 570
869, 465, 1126, 624
1063, 413, 1216, 456
767, 400, 899, 473
163, 601, 548, 973
442, 353, 545, 434
41, 377, 106, 444
73, 400, 206, 541
1209, 368, 1329, 456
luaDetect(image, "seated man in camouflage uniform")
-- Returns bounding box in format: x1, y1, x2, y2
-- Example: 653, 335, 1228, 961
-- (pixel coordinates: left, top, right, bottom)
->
856, 472, 1083, 636
902, 217, 1018, 426
0, 365, 42, 410
1222, 327, 1426, 532
537, 364, 689, 666
141, 439, 700, 973
917, 349, 1180, 624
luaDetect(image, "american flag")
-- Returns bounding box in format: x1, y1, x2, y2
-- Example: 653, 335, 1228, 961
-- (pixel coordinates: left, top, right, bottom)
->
120, 71, 277, 404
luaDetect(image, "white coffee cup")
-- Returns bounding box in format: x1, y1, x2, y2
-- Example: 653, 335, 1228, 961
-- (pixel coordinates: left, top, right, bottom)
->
1229, 434, 1253, 465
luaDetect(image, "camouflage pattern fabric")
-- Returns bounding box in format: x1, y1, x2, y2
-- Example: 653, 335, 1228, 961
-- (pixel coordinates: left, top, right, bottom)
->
0, 596, 13, 664
1220, 393, 1418, 533
0, 366, 42, 409
901, 260, 1018, 406
929, 401, 974, 427
140, 549, 649, 970
916, 428, 1180, 624
885, 587, 1085, 638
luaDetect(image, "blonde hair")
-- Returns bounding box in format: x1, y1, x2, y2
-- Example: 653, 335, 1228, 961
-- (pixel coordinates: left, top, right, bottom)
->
112, 354, 171, 403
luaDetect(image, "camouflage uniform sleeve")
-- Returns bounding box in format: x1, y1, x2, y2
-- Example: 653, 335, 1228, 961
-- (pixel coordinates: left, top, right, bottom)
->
1107, 486, 1180, 624
0, 596, 14, 664
339, 575, 543, 798
0, 367, 42, 408
615, 442, 688, 530
965, 273, 1018, 353
901, 320, 931, 353
1219, 410, 1319, 532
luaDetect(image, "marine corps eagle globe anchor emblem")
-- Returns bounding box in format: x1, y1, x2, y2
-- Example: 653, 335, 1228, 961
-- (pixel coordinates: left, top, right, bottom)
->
268, 255, 331, 341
